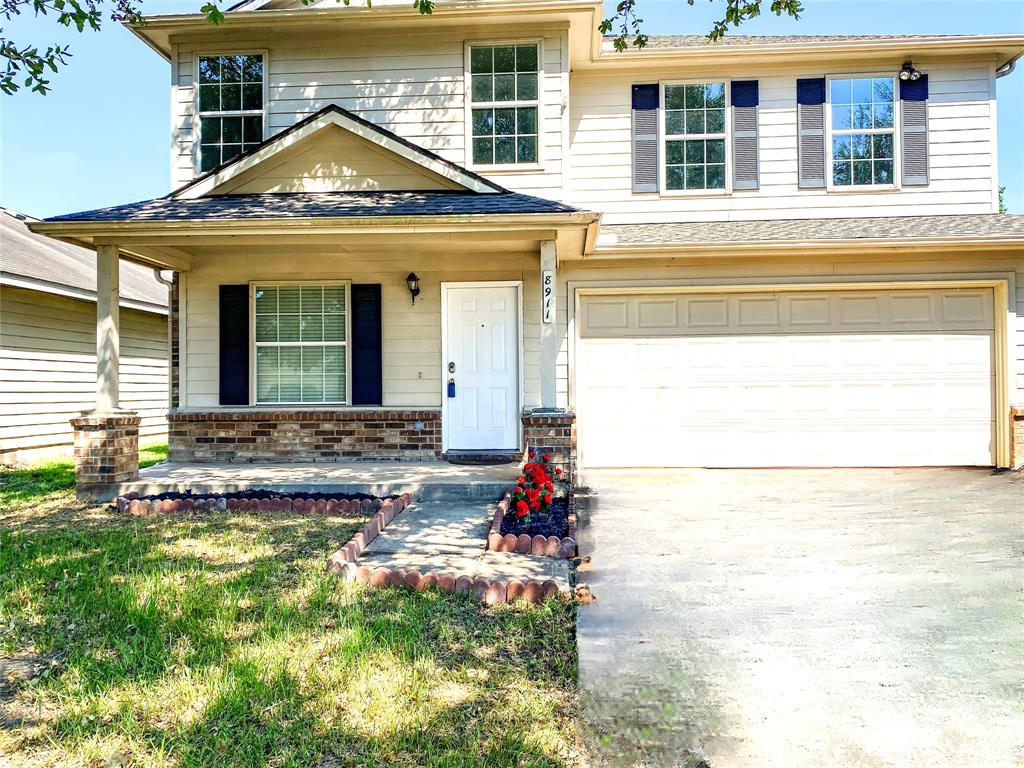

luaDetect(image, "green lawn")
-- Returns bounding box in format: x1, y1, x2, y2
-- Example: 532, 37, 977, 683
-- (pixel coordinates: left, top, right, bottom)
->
0, 450, 580, 768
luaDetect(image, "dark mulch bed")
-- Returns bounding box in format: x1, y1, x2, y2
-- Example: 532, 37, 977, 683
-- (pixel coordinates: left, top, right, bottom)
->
130, 489, 394, 502
499, 496, 569, 539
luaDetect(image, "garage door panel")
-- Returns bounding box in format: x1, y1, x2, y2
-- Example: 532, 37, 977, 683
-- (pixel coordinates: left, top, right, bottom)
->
578, 288, 996, 468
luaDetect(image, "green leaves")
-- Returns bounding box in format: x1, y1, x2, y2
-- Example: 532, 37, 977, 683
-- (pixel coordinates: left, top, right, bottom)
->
602, 0, 804, 51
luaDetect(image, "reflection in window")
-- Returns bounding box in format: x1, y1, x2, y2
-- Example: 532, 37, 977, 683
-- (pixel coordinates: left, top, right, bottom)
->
829, 77, 895, 186
197, 54, 264, 173
469, 44, 539, 165
663, 83, 727, 191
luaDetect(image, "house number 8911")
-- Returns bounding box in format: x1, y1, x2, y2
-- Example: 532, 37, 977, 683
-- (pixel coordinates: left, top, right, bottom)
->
542, 270, 554, 324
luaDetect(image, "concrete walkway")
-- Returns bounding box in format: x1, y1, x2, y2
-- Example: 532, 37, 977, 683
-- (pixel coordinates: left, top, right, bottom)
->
576, 468, 1024, 768
358, 498, 572, 586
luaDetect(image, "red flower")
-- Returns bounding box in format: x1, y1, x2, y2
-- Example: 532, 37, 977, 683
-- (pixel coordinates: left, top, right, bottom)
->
516, 499, 528, 514
529, 451, 536, 458
543, 494, 552, 505
554, 467, 563, 475
544, 481, 553, 491
543, 453, 551, 461
517, 476, 526, 485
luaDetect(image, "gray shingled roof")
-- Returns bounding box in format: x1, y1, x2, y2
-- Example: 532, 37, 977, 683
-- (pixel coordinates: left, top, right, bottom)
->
599, 215, 1024, 247
44, 191, 580, 223
1, 208, 168, 307
608, 33, 975, 49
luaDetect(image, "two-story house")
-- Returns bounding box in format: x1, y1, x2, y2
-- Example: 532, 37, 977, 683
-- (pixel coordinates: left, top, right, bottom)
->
31, 0, 1024, 495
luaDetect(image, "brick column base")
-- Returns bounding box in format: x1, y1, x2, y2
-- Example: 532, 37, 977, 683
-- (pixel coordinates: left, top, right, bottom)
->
522, 409, 576, 484
1012, 407, 1024, 470
70, 411, 141, 499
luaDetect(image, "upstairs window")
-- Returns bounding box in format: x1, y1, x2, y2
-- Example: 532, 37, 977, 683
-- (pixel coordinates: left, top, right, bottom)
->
197, 54, 265, 173
829, 76, 895, 186
469, 44, 539, 165
663, 82, 727, 191
254, 284, 348, 405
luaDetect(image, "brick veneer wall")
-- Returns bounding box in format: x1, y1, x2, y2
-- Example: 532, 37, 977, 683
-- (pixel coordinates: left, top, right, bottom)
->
167, 409, 442, 462
522, 409, 576, 483
1012, 407, 1024, 469
70, 412, 141, 496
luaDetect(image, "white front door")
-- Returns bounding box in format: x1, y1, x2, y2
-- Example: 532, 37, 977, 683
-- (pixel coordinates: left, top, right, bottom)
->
443, 283, 521, 451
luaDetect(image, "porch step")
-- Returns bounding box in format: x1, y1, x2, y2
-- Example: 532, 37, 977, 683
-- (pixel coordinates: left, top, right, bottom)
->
443, 450, 522, 466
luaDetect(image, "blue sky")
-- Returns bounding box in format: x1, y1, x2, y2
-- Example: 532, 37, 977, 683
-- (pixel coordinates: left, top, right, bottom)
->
1, 0, 1022, 217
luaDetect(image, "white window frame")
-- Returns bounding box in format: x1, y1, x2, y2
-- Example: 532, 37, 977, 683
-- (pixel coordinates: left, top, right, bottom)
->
192, 49, 270, 177
464, 38, 544, 172
659, 80, 732, 196
825, 72, 901, 192
248, 280, 352, 407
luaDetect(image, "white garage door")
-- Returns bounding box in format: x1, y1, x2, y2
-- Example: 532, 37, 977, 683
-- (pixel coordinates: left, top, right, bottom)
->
577, 288, 996, 468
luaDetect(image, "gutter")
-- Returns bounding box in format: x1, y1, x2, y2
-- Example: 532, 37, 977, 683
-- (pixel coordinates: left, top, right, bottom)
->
586, 235, 1024, 259
29, 210, 602, 237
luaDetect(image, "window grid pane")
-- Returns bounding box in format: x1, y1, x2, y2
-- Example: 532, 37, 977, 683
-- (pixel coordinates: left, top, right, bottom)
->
829, 76, 896, 187
469, 44, 539, 165
198, 54, 264, 173
254, 284, 347, 404
664, 83, 727, 191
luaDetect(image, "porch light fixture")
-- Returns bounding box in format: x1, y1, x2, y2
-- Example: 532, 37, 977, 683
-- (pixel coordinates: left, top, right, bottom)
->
899, 61, 922, 82
406, 273, 421, 305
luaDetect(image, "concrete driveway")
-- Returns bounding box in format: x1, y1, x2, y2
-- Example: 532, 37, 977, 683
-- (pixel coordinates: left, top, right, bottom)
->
575, 469, 1024, 768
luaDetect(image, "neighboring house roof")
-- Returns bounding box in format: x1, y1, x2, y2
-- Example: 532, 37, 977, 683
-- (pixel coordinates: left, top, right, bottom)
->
43, 190, 581, 223
1, 207, 169, 312
173, 105, 507, 199
598, 214, 1024, 250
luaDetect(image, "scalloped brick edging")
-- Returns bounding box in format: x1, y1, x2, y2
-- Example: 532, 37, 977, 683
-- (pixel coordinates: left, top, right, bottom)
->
323, 493, 413, 567
484, 491, 577, 558
327, 560, 565, 606
114, 491, 405, 518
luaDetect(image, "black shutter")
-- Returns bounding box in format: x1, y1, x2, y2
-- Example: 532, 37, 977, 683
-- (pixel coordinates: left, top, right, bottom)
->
731, 80, 760, 190
219, 284, 249, 405
900, 74, 929, 186
350, 284, 383, 406
796, 77, 826, 189
632, 84, 660, 193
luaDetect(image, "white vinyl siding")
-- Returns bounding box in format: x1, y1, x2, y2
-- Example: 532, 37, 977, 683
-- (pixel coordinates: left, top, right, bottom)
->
181, 249, 543, 410
0, 286, 168, 461
171, 30, 568, 197
568, 62, 999, 222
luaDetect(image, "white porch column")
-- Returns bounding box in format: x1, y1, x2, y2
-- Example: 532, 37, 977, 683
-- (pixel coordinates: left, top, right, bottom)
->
539, 239, 557, 408
95, 244, 121, 411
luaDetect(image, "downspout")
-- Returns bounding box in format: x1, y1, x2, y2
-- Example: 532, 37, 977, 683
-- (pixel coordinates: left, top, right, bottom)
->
153, 269, 175, 417
996, 60, 1016, 78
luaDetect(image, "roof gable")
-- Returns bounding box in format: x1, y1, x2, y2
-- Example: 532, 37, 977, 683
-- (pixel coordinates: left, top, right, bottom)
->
173, 105, 505, 199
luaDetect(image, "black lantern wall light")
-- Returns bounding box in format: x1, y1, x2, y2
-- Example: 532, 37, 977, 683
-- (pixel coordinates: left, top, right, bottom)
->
406, 273, 421, 305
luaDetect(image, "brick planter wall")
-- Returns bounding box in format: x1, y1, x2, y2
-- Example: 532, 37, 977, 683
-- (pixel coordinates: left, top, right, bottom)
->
70, 412, 141, 497
167, 409, 441, 462
1012, 407, 1024, 469
522, 409, 576, 483
486, 491, 577, 558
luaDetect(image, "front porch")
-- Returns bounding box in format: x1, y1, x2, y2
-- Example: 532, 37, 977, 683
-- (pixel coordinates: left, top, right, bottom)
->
118, 458, 520, 501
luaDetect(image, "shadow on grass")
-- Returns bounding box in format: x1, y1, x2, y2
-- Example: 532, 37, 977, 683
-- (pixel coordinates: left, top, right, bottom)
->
2, 501, 579, 767
0, 444, 168, 507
